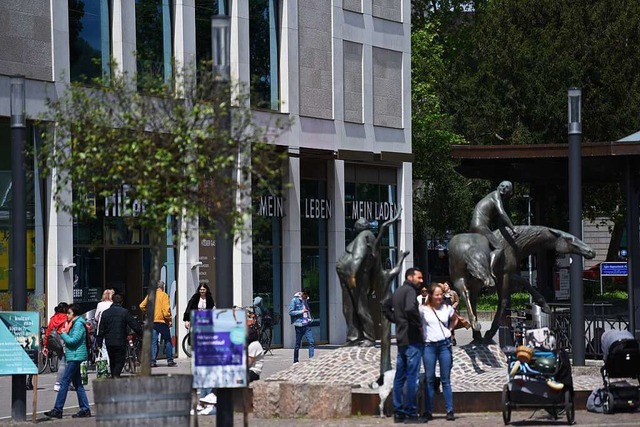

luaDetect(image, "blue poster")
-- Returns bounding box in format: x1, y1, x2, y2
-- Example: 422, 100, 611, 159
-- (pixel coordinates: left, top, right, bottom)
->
192, 308, 247, 388
0, 312, 40, 375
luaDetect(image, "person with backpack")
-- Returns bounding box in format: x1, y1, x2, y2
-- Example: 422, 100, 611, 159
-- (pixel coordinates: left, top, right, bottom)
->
44, 303, 92, 419
43, 302, 70, 391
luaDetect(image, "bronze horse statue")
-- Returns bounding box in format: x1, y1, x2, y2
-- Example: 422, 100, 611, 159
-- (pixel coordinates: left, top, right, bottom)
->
448, 225, 596, 341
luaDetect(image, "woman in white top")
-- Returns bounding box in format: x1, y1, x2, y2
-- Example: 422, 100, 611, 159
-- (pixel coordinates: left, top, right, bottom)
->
94, 289, 114, 366
419, 282, 457, 421
417, 284, 429, 307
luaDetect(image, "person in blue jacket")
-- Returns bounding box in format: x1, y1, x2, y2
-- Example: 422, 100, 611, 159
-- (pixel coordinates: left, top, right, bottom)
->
44, 303, 92, 419
288, 288, 315, 364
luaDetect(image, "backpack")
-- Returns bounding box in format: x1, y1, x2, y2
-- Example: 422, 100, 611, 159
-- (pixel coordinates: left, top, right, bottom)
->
47, 330, 64, 355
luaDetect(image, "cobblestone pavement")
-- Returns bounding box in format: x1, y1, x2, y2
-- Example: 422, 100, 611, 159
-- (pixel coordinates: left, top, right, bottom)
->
266, 343, 604, 393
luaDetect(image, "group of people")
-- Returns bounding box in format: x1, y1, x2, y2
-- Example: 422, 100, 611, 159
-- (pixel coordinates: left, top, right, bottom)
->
383, 268, 459, 423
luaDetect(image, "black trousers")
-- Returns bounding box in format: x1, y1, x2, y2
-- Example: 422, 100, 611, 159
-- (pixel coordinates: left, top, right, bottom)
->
107, 345, 126, 378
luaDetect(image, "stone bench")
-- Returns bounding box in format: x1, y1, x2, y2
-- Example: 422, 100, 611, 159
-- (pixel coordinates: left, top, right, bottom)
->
252, 381, 351, 419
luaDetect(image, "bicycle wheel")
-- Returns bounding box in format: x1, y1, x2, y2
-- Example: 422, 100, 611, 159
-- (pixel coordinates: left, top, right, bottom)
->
49, 352, 59, 373
182, 333, 192, 358
38, 351, 49, 374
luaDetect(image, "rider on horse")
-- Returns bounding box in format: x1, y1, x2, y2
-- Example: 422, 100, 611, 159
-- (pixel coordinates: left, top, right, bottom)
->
469, 181, 519, 279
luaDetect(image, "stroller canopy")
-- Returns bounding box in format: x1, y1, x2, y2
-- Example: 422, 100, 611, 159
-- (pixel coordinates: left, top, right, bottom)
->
601, 330, 635, 361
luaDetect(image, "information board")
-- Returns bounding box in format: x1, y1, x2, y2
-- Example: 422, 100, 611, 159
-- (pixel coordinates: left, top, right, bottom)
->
191, 308, 247, 388
600, 262, 628, 276
0, 311, 39, 375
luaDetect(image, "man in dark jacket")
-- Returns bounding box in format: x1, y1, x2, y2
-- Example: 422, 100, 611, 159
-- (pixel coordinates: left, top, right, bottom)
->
382, 268, 424, 423
97, 294, 143, 377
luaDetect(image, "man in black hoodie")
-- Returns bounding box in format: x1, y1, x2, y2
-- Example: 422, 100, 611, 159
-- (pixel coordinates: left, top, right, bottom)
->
97, 294, 143, 377
382, 268, 424, 423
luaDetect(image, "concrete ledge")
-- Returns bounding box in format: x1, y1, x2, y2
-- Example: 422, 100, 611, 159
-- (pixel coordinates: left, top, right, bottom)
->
253, 381, 351, 419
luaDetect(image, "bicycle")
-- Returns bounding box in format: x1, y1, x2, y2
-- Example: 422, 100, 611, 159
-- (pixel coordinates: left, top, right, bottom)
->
182, 332, 192, 358
124, 333, 141, 373
38, 327, 60, 374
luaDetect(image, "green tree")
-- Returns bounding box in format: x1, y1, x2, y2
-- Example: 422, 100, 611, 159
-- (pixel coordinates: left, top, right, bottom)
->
39, 64, 289, 374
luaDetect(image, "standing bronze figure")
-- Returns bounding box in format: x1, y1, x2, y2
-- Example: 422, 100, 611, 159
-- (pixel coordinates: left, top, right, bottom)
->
336, 208, 403, 347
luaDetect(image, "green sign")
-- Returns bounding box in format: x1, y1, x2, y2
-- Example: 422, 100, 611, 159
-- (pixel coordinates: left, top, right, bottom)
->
0, 312, 40, 375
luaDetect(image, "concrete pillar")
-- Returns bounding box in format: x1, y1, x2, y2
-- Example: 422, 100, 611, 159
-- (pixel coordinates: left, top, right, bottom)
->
328, 159, 346, 344
282, 151, 301, 348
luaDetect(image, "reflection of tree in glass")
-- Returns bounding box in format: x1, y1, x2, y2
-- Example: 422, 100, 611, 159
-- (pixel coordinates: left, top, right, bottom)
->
195, 0, 221, 64
69, 0, 102, 81
249, 0, 273, 108
136, 0, 167, 87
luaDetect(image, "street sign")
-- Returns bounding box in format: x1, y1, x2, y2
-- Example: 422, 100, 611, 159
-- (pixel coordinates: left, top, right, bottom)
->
600, 262, 628, 276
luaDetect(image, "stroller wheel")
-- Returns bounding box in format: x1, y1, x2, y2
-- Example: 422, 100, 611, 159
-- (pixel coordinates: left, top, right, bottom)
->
564, 389, 575, 425
603, 391, 615, 414
502, 384, 511, 425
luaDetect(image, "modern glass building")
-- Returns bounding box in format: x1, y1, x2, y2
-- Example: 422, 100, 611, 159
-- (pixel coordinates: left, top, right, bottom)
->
0, 0, 413, 350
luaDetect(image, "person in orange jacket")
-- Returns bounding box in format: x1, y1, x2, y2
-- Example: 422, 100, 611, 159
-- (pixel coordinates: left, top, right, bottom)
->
140, 280, 175, 367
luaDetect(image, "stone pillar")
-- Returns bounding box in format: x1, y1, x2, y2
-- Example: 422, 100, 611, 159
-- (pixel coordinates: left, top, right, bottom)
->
282, 151, 301, 348
328, 159, 346, 344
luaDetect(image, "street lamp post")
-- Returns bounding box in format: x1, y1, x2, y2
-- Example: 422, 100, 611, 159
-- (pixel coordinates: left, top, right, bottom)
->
568, 87, 585, 365
212, 7, 234, 427
10, 75, 27, 421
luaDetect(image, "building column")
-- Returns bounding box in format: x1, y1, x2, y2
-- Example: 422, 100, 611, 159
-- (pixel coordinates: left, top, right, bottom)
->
45, 174, 74, 320
328, 159, 346, 344
282, 151, 301, 348
176, 216, 199, 357
399, 162, 414, 272
111, 0, 137, 75
173, 0, 196, 73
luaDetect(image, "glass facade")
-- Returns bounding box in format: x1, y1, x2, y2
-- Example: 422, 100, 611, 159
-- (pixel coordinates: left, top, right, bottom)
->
195, 0, 226, 66
249, 0, 279, 109
69, 0, 111, 82
73, 194, 177, 316
0, 121, 44, 313
300, 160, 329, 342
252, 194, 283, 346
135, 0, 173, 87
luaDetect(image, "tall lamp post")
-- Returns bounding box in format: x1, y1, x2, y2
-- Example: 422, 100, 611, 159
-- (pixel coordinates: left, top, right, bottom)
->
10, 76, 27, 420
212, 7, 234, 427
568, 87, 585, 365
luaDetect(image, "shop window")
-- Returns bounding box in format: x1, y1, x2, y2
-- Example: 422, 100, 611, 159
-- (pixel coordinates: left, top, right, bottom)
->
69, 0, 111, 82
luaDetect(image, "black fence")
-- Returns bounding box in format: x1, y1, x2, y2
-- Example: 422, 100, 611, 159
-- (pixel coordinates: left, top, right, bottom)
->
546, 303, 630, 359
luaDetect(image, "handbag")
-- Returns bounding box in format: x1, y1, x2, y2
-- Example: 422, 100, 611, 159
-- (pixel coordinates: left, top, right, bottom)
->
454, 312, 472, 330
96, 350, 110, 379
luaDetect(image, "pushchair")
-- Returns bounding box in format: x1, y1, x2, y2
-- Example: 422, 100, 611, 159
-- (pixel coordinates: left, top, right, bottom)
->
501, 321, 575, 425
599, 330, 640, 414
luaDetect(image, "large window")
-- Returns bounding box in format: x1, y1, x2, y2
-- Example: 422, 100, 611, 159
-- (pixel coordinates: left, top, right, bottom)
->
69, 0, 111, 82
195, 0, 226, 66
249, 0, 279, 110
135, 0, 173, 88
300, 161, 329, 342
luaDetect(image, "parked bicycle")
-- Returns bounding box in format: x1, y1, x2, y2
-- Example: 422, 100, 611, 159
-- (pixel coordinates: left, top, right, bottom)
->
124, 332, 142, 373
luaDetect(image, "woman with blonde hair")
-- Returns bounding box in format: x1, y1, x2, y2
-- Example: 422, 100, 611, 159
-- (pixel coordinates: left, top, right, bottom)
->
94, 289, 115, 368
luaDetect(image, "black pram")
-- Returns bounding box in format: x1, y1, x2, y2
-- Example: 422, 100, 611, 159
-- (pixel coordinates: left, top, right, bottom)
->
599, 330, 640, 414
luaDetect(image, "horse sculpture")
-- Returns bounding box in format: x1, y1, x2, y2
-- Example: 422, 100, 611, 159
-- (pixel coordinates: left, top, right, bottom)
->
448, 225, 596, 341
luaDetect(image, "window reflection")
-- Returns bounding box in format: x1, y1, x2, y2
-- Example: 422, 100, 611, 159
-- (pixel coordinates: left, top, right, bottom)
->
249, 0, 279, 109
136, 0, 172, 88
69, 0, 111, 82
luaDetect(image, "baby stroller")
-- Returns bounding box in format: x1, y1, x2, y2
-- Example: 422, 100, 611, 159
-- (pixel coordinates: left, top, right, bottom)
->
502, 325, 575, 425
599, 330, 640, 414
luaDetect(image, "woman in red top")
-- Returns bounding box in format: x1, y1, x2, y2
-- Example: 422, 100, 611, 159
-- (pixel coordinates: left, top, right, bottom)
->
44, 302, 70, 391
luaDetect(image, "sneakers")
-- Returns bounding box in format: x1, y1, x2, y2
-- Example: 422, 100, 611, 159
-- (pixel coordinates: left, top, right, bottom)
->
54, 383, 60, 392
167, 361, 177, 367
72, 409, 92, 418
198, 405, 216, 416
393, 413, 405, 423
151, 363, 158, 368
446, 411, 455, 421
44, 409, 63, 419
422, 413, 433, 421
404, 415, 425, 424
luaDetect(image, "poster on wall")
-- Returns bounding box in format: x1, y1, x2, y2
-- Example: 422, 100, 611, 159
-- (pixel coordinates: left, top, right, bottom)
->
0, 311, 39, 375
191, 308, 246, 388
0, 230, 36, 291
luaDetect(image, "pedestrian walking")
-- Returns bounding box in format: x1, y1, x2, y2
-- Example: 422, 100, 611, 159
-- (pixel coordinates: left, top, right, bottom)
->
94, 289, 114, 368
288, 288, 315, 364
442, 282, 459, 345
43, 302, 70, 391
97, 294, 143, 377
420, 282, 457, 421
44, 304, 92, 419
183, 283, 215, 330
382, 267, 425, 423
140, 280, 176, 367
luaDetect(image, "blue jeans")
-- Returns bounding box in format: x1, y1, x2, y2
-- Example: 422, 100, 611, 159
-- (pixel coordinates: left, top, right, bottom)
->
152, 323, 174, 364
293, 325, 315, 363
54, 360, 90, 412
393, 343, 423, 416
423, 338, 454, 414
